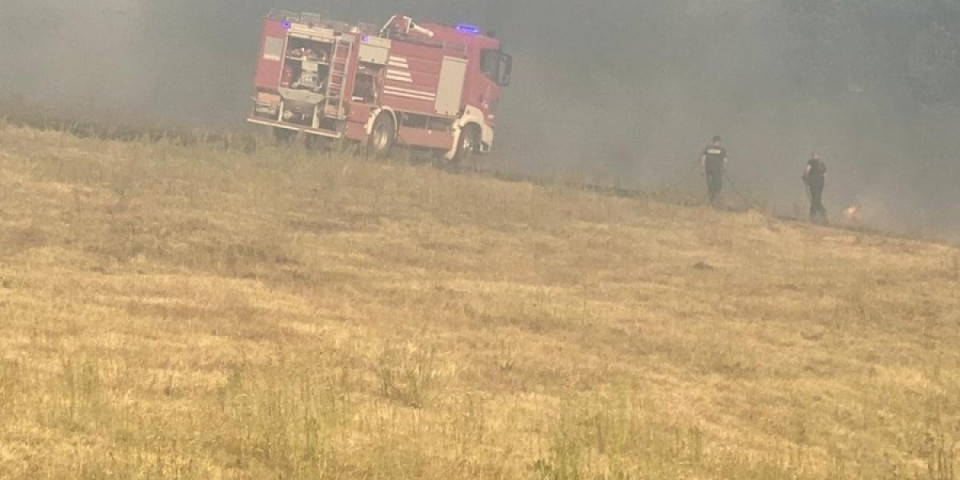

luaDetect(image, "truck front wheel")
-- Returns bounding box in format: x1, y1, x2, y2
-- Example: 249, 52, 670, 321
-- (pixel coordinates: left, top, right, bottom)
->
451, 124, 480, 171
368, 114, 396, 157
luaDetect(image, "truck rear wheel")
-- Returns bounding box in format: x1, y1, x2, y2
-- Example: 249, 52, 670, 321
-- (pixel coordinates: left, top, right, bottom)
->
368, 114, 396, 157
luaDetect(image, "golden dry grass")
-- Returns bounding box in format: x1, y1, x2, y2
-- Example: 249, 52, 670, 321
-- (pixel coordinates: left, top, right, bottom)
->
0, 122, 958, 479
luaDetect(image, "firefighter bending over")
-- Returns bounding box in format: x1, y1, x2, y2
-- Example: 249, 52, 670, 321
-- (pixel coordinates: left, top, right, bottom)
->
701, 135, 727, 208
802, 152, 828, 224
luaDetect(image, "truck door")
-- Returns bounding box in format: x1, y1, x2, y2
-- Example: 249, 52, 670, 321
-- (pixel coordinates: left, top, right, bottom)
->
435, 57, 468, 116
255, 20, 288, 90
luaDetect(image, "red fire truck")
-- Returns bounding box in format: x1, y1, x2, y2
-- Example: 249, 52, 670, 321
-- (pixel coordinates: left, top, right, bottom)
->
248, 11, 512, 162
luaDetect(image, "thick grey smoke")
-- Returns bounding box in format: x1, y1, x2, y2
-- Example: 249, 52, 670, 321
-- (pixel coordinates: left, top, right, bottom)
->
0, 0, 958, 238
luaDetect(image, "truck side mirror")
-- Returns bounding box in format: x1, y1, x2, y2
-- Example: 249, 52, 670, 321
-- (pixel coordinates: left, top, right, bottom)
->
499, 54, 513, 87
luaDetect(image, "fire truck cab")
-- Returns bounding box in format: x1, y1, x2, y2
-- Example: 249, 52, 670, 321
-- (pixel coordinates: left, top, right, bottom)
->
248, 11, 512, 161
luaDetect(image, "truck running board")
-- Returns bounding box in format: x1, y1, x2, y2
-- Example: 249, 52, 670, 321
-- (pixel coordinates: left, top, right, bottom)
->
246, 118, 343, 139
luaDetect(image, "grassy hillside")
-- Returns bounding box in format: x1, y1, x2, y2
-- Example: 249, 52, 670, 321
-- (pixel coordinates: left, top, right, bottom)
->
0, 122, 958, 479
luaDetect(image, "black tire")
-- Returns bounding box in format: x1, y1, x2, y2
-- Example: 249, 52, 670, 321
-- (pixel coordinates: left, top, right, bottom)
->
451, 124, 481, 172
368, 114, 396, 157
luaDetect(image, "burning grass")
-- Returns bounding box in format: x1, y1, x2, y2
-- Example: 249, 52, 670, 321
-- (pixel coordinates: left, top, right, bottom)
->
0, 123, 958, 479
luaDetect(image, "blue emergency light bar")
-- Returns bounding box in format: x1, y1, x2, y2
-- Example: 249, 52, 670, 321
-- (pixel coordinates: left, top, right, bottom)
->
456, 23, 481, 35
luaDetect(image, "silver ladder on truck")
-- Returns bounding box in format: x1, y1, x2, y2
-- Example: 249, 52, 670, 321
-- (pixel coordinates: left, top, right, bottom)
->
324, 37, 353, 118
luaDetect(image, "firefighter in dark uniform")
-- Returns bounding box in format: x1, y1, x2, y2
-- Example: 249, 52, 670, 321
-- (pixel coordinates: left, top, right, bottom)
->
802, 152, 828, 224
701, 135, 727, 208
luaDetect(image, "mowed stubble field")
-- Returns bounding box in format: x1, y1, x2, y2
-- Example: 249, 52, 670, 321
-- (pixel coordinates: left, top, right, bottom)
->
0, 122, 959, 479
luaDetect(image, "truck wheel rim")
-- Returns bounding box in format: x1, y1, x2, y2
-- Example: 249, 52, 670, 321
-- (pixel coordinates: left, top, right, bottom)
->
463, 131, 476, 153
373, 125, 389, 150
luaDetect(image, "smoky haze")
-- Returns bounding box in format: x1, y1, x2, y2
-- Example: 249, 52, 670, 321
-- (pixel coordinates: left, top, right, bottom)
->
1, 0, 958, 239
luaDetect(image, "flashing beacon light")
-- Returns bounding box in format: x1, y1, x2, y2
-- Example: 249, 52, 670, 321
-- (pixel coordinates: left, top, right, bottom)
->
282, 20, 292, 30
456, 23, 480, 35
362, 35, 370, 43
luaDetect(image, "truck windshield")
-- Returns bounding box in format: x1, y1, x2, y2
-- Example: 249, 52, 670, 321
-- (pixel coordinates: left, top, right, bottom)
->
481, 49, 512, 87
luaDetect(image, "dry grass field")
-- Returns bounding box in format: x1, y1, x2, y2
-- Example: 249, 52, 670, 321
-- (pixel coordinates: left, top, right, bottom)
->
0, 122, 958, 479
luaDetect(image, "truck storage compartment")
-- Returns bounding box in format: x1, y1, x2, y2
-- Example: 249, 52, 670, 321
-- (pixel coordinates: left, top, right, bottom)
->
351, 64, 383, 104
282, 37, 332, 92
280, 99, 316, 126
